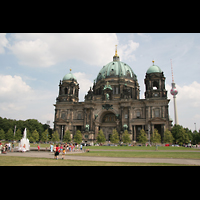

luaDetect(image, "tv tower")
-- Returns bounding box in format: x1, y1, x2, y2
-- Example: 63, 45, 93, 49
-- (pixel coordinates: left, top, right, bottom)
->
170, 59, 178, 125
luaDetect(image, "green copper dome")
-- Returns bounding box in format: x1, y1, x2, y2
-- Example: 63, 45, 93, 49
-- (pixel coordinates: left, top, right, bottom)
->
96, 60, 137, 83
63, 72, 77, 81
146, 64, 162, 74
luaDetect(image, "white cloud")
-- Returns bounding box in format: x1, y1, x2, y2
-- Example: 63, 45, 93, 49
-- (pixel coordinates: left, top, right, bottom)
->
0, 74, 55, 127
166, 81, 200, 130
0, 75, 33, 102
8, 33, 119, 67
73, 72, 93, 101
0, 33, 8, 54
118, 40, 139, 61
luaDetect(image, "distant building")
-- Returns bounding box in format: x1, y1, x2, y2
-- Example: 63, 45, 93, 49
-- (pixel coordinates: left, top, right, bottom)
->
54, 47, 172, 144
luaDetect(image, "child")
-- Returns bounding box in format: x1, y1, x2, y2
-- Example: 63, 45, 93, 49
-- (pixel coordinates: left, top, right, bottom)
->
62, 145, 66, 159
37, 144, 40, 151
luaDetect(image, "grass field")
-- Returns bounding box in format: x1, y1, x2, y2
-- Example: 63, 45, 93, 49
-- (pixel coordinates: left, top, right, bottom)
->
0, 156, 194, 166
66, 151, 200, 159
30, 144, 200, 151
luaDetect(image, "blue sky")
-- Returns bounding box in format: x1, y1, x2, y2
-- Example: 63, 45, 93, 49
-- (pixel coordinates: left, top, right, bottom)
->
0, 33, 200, 131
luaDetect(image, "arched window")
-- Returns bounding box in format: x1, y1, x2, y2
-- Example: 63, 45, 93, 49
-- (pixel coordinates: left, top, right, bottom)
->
153, 81, 159, 90
65, 88, 68, 94
102, 113, 116, 123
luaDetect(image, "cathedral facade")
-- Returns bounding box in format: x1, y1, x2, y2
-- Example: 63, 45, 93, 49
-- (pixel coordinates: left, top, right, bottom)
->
54, 48, 172, 144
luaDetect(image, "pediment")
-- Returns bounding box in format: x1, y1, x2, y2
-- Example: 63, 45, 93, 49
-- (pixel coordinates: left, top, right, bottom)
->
56, 118, 68, 123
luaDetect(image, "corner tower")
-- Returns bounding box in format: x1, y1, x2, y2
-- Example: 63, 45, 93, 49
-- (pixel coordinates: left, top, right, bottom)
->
56, 69, 79, 102
144, 61, 167, 99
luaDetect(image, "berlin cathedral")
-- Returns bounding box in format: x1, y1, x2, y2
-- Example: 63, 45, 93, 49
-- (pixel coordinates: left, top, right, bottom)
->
54, 47, 172, 144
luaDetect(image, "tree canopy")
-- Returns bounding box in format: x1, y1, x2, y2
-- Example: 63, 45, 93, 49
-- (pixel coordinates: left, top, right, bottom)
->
0, 117, 52, 141
137, 129, 147, 145
97, 129, 106, 144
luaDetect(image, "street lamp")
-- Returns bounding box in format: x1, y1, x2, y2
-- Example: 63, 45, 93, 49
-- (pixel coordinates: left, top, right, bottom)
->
194, 123, 197, 131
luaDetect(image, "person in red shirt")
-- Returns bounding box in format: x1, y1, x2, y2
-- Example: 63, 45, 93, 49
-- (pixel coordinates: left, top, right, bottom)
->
54, 144, 59, 159
37, 145, 40, 151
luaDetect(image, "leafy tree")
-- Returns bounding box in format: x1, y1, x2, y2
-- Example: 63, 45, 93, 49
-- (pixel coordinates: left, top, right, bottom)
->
110, 129, 119, 144
97, 129, 106, 144
184, 128, 193, 141
171, 125, 189, 145
73, 130, 82, 144
0, 129, 5, 140
41, 129, 49, 143
163, 129, 174, 144
15, 129, 22, 141
122, 130, 131, 144
151, 129, 161, 146
5, 128, 14, 141
29, 136, 34, 143
27, 129, 31, 140
51, 130, 59, 143
63, 130, 71, 143
32, 130, 39, 142
191, 130, 200, 144
137, 129, 147, 145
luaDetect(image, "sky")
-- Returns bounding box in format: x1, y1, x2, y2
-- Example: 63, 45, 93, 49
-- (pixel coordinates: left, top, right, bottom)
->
0, 33, 200, 131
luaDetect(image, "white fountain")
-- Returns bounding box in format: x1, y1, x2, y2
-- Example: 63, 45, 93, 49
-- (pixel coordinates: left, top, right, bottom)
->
18, 128, 30, 152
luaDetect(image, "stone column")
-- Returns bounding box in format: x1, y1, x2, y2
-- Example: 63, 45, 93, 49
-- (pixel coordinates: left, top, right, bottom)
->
128, 106, 131, 131
133, 125, 136, 141
121, 106, 124, 130
90, 108, 94, 131
83, 108, 87, 130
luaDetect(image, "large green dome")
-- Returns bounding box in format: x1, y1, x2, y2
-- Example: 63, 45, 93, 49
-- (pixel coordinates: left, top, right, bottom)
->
63, 72, 77, 81
96, 60, 137, 83
146, 64, 162, 74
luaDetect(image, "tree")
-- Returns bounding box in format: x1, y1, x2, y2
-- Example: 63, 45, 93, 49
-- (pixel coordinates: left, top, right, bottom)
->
137, 129, 147, 145
97, 129, 106, 144
163, 129, 174, 144
122, 130, 131, 144
5, 128, 14, 141
51, 130, 59, 143
15, 129, 22, 141
0, 129, 5, 140
63, 130, 71, 143
192, 130, 200, 144
176, 128, 189, 146
171, 125, 189, 145
110, 129, 119, 144
41, 129, 49, 143
32, 130, 39, 142
73, 130, 82, 144
151, 129, 161, 146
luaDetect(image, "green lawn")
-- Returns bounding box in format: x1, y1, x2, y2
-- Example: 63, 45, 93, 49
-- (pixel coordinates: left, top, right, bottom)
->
30, 144, 200, 151
66, 151, 200, 159
0, 156, 194, 166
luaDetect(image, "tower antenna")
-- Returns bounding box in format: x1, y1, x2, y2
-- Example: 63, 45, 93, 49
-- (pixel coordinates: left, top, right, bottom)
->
170, 59, 178, 125
170, 59, 174, 83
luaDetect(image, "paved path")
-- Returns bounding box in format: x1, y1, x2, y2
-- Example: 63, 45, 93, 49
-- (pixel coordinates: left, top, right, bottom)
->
1, 151, 200, 165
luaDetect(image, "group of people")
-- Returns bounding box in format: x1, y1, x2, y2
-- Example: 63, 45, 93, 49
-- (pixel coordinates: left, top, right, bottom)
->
50, 143, 83, 159
0, 142, 14, 154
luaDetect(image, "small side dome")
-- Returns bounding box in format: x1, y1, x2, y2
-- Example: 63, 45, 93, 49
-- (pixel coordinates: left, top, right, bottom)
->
63, 69, 77, 81
146, 61, 162, 74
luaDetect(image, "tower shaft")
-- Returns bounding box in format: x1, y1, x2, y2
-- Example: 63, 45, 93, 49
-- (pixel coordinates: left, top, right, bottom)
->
173, 95, 178, 125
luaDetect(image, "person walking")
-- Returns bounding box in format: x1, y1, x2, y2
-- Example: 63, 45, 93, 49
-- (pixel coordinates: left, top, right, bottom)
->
54, 144, 59, 159
50, 143, 53, 152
